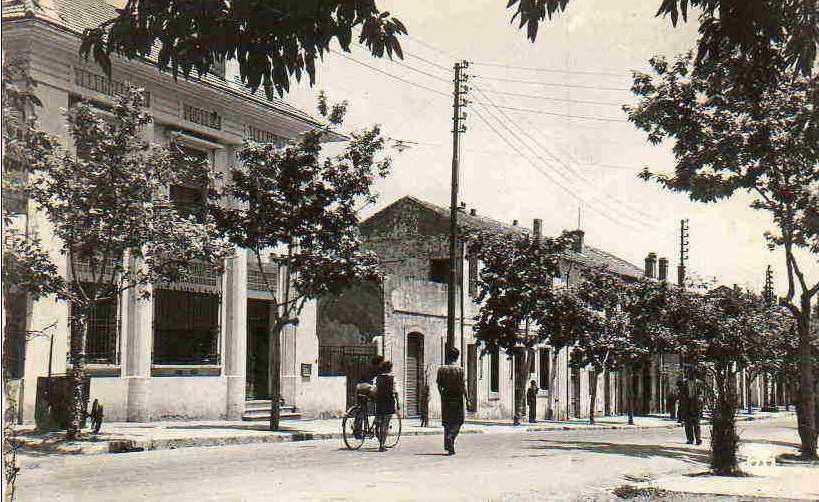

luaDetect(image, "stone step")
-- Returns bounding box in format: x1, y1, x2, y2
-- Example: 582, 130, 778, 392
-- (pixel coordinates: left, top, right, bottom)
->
242, 400, 300, 421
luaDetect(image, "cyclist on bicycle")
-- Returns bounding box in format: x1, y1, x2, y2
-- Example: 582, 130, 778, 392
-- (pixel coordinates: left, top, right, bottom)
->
373, 360, 399, 452
354, 355, 384, 438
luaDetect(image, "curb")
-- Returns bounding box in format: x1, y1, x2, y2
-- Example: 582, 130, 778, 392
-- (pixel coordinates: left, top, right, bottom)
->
14, 413, 789, 457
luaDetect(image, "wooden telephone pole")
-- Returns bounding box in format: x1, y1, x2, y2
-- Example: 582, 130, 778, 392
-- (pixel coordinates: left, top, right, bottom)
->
446, 60, 469, 354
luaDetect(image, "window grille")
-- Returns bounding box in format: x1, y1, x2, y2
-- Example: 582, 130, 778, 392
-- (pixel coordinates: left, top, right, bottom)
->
153, 289, 221, 365
73, 68, 150, 106
2, 157, 27, 215
247, 260, 279, 293
70, 285, 119, 365
5, 293, 28, 378
539, 349, 550, 390
183, 103, 222, 130
489, 348, 499, 393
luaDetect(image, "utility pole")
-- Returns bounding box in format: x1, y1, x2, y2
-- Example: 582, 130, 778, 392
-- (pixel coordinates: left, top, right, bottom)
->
447, 60, 469, 354
677, 219, 689, 288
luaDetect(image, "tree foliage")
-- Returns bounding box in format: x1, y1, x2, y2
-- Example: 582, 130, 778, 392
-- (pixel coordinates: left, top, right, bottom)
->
505, 0, 818, 77
626, 40, 819, 457
18, 88, 231, 438
80, 1, 407, 98
210, 91, 389, 429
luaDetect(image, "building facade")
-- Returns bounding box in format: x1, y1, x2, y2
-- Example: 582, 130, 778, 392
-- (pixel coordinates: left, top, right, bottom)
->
3, 0, 347, 423
318, 196, 670, 422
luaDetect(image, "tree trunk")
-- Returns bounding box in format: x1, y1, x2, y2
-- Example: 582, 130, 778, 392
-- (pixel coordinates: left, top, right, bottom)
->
710, 365, 739, 475
66, 313, 88, 439
2, 292, 20, 502
796, 298, 817, 458
589, 369, 598, 424
268, 304, 282, 431
512, 349, 529, 425
627, 367, 635, 425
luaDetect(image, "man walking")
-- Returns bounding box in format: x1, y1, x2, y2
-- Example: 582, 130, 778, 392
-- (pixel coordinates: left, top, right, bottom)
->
437, 347, 468, 455
374, 360, 398, 452
527, 380, 538, 423
679, 378, 702, 445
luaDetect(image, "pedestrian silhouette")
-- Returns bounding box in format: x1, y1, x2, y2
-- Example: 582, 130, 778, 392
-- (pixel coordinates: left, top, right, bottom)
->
437, 347, 468, 455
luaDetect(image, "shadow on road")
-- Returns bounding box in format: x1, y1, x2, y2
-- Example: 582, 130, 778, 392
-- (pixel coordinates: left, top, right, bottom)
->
522, 439, 710, 464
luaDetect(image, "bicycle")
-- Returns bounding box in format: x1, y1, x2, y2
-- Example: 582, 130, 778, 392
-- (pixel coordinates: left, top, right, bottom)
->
342, 393, 402, 450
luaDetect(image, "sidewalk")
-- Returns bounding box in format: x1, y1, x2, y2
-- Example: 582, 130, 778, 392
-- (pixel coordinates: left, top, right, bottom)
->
12, 411, 794, 457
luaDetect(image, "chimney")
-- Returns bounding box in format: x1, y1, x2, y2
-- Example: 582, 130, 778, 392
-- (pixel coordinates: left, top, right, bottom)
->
469, 208, 477, 216
512, 219, 519, 226
533, 218, 542, 242
644, 252, 657, 278
658, 257, 669, 281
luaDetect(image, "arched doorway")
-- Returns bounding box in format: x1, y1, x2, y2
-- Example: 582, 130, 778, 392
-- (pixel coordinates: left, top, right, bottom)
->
405, 333, 425, 417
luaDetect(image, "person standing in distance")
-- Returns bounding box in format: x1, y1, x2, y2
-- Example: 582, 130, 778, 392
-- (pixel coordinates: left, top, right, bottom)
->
437, 347, 469, 455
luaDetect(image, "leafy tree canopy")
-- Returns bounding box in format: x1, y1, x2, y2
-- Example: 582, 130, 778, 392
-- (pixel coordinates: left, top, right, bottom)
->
81, 1, 407, 97
506, 0, 818, 77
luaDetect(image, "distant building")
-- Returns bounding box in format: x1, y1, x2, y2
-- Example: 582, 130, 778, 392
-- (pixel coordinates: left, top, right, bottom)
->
318, 195, 670, 421
3, 0, 347, 423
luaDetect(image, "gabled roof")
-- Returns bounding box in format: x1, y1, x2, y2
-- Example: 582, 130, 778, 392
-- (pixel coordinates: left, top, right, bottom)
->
1, 0, 326, 131
364, 195, 647, 279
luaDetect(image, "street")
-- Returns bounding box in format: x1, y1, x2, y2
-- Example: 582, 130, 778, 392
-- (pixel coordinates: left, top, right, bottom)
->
15, 417, 800, 501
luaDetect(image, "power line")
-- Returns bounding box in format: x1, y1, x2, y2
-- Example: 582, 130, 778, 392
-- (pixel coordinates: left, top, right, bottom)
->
473, 84, 655, 222
329, 49, 450, 98
471, 60, 626, 78
470, 105, 643, 232
349, 43, 452, 83
470, 101, 629, 123
473, 75, 630, 92
475, 88, 626, 108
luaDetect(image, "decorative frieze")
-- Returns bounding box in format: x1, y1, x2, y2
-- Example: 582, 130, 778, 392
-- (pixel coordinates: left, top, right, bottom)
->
183, 103, 222, 130
244, 124, 283, 145
74, 67, 150, 106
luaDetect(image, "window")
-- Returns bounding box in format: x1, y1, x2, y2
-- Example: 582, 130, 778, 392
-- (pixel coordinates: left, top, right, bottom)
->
528, 348, 536, 375
2, 158, 27, 215
153, 289, 220, 365
429, 258, 449, 284
170, 147, 209, 222
75, 294, 119, 365
539, 349, 550, 390
489, 348, 499, 393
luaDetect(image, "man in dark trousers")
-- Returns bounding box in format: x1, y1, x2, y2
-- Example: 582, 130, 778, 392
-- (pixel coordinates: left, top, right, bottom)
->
437, 347, 468, 455
374, 360, 398, 452
679, 378, 702, 445
527, 380, 538, 423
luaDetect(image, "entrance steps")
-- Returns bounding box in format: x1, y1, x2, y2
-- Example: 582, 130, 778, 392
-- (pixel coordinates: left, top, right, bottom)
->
242, 400, 301, 421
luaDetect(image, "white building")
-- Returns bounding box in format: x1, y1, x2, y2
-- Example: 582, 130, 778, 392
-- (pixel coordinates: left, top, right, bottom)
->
3, 0, 347, 423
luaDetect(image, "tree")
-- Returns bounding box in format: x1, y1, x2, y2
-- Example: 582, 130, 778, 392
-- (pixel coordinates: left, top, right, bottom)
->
1, 57, 65, 502
19, 88, 230, 438
470, 230, 568, 424
664, 286, 792, 474
80, 1, 407, 98
504, 0, 817, 78
625, 44, 819, 457
209, 92, 388, 430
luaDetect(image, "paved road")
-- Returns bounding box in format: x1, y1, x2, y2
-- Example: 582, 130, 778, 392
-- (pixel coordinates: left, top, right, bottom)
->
15, 417, 798, 502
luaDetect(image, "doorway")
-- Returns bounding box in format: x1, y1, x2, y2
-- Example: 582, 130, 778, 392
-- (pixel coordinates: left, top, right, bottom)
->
246, 299, 272, 400
405, 333, 424, 417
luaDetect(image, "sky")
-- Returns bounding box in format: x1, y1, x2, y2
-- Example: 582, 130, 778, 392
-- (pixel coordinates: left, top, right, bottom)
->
276, 0, 817, 296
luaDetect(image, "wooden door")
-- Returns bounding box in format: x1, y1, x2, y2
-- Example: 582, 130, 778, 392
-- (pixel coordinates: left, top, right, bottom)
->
405, 333, 424, 416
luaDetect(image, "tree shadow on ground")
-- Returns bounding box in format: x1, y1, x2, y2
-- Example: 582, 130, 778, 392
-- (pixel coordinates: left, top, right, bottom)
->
522, 438, 710, 465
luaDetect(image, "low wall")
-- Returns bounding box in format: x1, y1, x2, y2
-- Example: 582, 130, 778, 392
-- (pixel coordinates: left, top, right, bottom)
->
295, 375, 347, 419
149, 377, 228, 421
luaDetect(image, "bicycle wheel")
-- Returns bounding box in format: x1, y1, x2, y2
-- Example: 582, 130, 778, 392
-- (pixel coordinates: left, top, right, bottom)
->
384, 413, 402, 449
342, 405, 366, 450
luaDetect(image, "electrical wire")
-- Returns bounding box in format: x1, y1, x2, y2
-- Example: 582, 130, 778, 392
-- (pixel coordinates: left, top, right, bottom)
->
470, 60, 626, 78
473, 84, 655, 222
473, 75, 630, 92
329, 49, 450, 98
473, 88, 625, 108
470, 105, 643, 232
469, 102, 629, 123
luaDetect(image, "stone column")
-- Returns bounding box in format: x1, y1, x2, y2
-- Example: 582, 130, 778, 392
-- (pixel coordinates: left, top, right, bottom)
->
125, 256, 152, 422
224, 251, 247, 420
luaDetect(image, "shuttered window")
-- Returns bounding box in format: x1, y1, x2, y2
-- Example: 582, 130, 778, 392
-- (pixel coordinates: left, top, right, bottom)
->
153, 289, 220, 365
